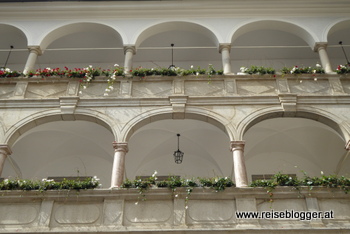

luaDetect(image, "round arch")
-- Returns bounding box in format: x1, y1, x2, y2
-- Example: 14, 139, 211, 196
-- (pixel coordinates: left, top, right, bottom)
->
121, 107, 236, 143
238, 108, 349, 145
230, 19, 318, 48
324, 18, 350, 42
133, 21, 221, 48
39, 22, 125, 50
5, 110, 117, 148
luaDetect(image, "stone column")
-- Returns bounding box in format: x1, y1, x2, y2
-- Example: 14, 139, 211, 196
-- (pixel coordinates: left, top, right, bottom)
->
124, 46, 136, 75
219, 43, 233, 75
0, 145, 12, 177
230, 141, 248, 187
23, 46, 42, 75
346, 140, 350, 151
111, 142, 128, 188
314, 43, 333, 74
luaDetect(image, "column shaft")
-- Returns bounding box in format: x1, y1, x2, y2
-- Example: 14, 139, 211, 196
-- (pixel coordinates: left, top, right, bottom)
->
0, 145, 12, 177
230, 141, 248, 187
124, 46, 136, 75
315, 43, 333, 74
110, 142, 128, 188
23, 46, 42, 75
219, 44, 232, 75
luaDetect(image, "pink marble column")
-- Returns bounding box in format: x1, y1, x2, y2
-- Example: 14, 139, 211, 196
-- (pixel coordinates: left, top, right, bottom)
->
110, 142, 128, 188
0, 145, 12, 177
230, 141, 248, 187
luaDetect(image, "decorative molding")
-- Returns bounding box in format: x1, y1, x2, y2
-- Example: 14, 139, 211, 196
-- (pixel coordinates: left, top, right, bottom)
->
230, 140, 245, 152
59, 96, 79, 114
278, 93, 297, 112
112, 142, 129, 153
169, 95, 188, 119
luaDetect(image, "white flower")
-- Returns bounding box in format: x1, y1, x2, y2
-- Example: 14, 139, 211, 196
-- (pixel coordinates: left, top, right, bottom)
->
313, 70, 316, 74
79, 91, 83, 94
175, 194, 178, 198
5, 68, 11, 72
135, 202, 138, 205
185, 206, 188, 209
190, 65, 193, 69
105, 88, 110, 92
109, 86, 114, 90
321, 171, 324, 175
104, 93, 109, 96
316, 63, 321, 68
240, 67, 247, 73
89, 65, 93, 68
196, 72, 199, 76
114, 64, 119, 67
314, 78, 317, 81
83, 86, 87, 89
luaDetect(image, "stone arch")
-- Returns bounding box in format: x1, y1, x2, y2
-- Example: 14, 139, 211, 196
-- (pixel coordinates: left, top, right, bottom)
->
230, 19, 318, 48
121, 107, 235, 143
324, 18, 350, 42
5, 109, 117, 148
39, 22, 125, 50
238, 107, 349, 145
134, 21, 221, 48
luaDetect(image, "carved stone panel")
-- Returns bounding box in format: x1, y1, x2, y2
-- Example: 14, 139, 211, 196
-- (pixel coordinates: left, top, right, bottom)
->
0, 84, 15, 99
132, 81, 172, 97
124, 200, 173, 226
288, 79, 331, 95
187, 200, 236, 224
25, 83, 68, 98
341, 80, 350, 94
52, 203, 102, 227
0, 203, 39, 225
185, 80, 225, 96
236, 80, 277, 95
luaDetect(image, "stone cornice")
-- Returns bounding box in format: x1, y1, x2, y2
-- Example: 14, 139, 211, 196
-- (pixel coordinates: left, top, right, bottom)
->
1, 0, 350, 19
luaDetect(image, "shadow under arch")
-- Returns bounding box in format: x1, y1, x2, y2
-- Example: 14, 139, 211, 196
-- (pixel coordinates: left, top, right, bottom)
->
0, 23, 28, 43
5, 112, 117, 148
134, 21, 220, 48
230, 19, 318, 48
240, 110, 349, 145
39, 22, 125, 50
122, 111, 234, 143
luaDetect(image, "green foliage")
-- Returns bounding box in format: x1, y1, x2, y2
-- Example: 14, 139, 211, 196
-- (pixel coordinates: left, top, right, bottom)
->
0, 177, 100, 191
244, 65, 276, 75
281, 65, 325, 74
336, 65, 350, 74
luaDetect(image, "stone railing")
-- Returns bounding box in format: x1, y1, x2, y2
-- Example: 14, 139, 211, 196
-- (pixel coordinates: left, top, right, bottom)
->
0, 187, 349, 233
0, 74, 349, 100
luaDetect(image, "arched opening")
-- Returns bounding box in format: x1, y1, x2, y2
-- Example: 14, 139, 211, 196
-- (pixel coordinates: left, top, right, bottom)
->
231, 20, 318, 73
39, 23, 124, 69
134, 21, 221, 69
327, 20, 350, 68
2, 120, 115, 188
243, 117, 349, 182
0, 24, 28, 71
125, 118, 232, 180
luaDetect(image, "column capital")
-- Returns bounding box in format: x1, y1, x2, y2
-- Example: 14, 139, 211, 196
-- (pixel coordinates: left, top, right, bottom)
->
123, 45, 136, 55
28, 46, 43, 55
0, 144, 12, 156
313, 42, 328, 52
219, 43, 232, 53
230, 141, 245, 151
112, 142, 128, 153
346, 140, 350, 150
